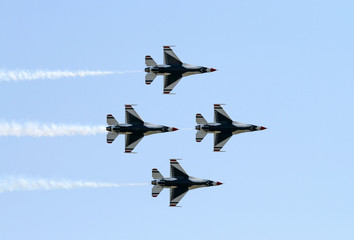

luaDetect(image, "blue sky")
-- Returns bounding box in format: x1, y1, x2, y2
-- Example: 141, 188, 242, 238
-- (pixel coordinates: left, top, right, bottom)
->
0, 1, 353, 240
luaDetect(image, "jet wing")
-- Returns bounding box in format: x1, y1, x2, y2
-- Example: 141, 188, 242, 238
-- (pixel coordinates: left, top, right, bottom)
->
163, 46, 182, 66
163, 74, 182, 94
170, 159, 189, 178
214, 132, 233, 152
125, 133, 144, 153
170, 187, 189, 207
125, 105, 144, 124
214, 104, 233, 124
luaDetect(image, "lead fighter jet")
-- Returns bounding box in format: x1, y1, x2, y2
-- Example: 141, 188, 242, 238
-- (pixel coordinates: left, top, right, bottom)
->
151, 159, 223, 207
106, 105, 178, 153
195, 104, 267, 152
145, 46, 217, 94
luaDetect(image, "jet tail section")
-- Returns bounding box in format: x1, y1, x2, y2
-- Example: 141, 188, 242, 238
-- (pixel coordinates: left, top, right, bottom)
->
107, 132, 118, 144
145, 55, 157, 66
145, 73, 157, 85
196, 130, 207, 142
152, 186, 163, 197
196, 113, 208, 124
152, 168, 164, 179
107, 114, 118, 125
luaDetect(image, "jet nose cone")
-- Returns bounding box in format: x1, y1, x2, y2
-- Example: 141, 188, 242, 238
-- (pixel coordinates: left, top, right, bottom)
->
216, 181, 223, 185
260, 126, 267, 130
210, 68, 217, 72
172, 127, 179, 131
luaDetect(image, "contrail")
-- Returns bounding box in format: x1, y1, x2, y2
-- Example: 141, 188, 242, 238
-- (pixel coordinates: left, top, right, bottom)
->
0, 70, 141, 82
179, 128, 194, 131
0, 122, 106, 137
0, 176, 148, 193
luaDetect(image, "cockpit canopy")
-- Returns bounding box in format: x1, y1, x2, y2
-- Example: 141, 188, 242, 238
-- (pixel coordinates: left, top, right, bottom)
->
199, 67, 208, 73
250, 125, 257, 131
206, 180, 214, 186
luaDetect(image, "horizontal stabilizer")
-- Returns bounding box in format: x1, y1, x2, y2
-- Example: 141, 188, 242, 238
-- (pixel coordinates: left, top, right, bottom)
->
145, 73, 157, 85
152, 168, 164, 179
152, 186, 163, 197
196, 130, 207, 142
107, 132, 118, 144
196, 113, 207, 124
107, 114, 118, 125
145, 55, 157, 66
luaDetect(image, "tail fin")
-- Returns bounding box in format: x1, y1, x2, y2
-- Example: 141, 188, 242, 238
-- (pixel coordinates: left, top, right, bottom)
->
152, 186, 163, 197
152, 168, 164, 179
145, 73, 157, 85
196, 130, 207, 142
196, 113, 207, 124
107, 114, 118, 125
145, 55, 157, 66
107, 132, 118, 144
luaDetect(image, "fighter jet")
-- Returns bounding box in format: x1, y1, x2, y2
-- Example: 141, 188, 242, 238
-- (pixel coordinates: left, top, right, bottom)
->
144, 46, 217, 94
195, 104, 267, 152
151, 159, 223, 207
106, 105, 178, 153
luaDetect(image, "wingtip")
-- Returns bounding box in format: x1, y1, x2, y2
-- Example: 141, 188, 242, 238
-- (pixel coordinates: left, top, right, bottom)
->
170, 159, 182, 162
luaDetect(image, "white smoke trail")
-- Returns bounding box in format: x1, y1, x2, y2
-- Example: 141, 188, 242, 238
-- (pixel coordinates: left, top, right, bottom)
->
0, 70, 141, 82
0, 176, 148, 193
0, 122, 106, 137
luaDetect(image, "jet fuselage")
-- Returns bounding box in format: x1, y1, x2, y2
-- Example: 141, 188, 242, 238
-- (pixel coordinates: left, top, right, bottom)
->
151, 177, 220, 189
145, 64, 214, 76
195, 122, 260, 135
106, 123, 174, 135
